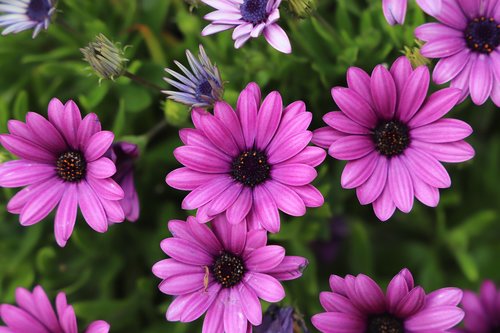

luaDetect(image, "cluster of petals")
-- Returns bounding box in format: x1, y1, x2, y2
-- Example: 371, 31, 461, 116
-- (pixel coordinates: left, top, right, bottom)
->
382, 0, 442, 25
0, 285, 110, 333
152, 216, 308, 333
312, 56, 475, 221
312, 268, 464, 333
166, 82, 325, 232
0, 0, 55, 38
0, 98, 125, 247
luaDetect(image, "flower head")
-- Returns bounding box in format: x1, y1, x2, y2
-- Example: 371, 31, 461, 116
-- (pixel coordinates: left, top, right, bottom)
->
0, 98, 125, 247
81, 34, 128, 81
0, 285, 110, 333
415, 0, 500, 106
166, 82, 325, 232
459, 280, 500, 332
106, 142, 140, 222
286, 0, 316, 19
312, 269, 464, 333
255, 305, 309, 333
163, 45, 224, 108
201, 0, 292, 53
0, 0, 56, 38
312, 56, 475, 221
152, 216, 308, 333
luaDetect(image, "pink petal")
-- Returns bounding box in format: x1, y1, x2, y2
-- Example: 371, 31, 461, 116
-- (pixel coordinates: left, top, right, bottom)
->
237, 85, 259, 149
408, 88, 462, 127
271, 163, 317, 186
402, 148, 451, 188
356, 155, 388, 205
329, 135, 375, 160
0, 160, 55, 188
394, 286, 425, 318
255, 91, 283, 149
331, 87, 378, 128
223, 288, 248, 333
76, 113, 101, 149
469, 54, 493, 105
411, 119, 472, 143
201, 23, 234, 36
405, 307, 464, 331
152, 258, 204, 279
390, 56, 413, 97
382, 0, 407, 25
214, 101, 245, 150
264, 180, 306, 216
312, 312, 365, 333
199, 112, 239, 156
86, 158, 116, 179
253, 185, 280, 233
341, 151, 378, 189
370, 65, 397, 120
160, 238, 213, 265
174, 146, 230, 173
323, 111, 371, 134
263, 24, 292, 54
388, 156, 414, 213
372, 184, 396, 221
244, 272, 285, 302
266, 255, 308, 281
84, 131, 114, 162
212, 214, 247, 255
312, 127, 345, 149
77, 181, 108, 233
208, 183, 244, 216
0, 134, 55, 163
166, 167, 218, 190
415, 23, 463, 42
19, 180, 64, 226
226, 187, 253, 224
292, 185, 324, 207
182, 175, 234, 210
397, 66, 430, 122
166, 283, 220, 322
238, 283, 262, 326
54, 184, 78, 247
347, 66, 373, 107
85, 321, 110, 333
59, 100, 83, 150
25, 112, 66, 152
244, 245, 285, 272
159, 272, 205, 295
421, 38, 466, 58
284, 146, 326, 167
202, 290, 226, 333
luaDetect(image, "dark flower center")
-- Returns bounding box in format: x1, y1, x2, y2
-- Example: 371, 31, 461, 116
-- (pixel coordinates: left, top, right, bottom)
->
367, 314, 405, 333
240, 0, 269, 25
56, 151, 86, 182
196, 80, 213, 97
373, 121, 410, 157
27, 0, 52, 22
465, 17, 500, 54
491, 326, 500, 333
231, 150, 270, 187
212, 252, 245, 288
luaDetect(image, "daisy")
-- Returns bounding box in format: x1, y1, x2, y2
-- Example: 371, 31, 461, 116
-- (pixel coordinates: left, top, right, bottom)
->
0, 98, 125, 247
382, 0, 442, 25
201, 0, 292, 53
457, 280, 500, 333
0, 285, 110, 333
312, 268, 464, 333
152, 216, 308, 333
415, 0, 500, 106
0, 0, 56, 38
312, 56, 475, 221
166, 82, 325, 232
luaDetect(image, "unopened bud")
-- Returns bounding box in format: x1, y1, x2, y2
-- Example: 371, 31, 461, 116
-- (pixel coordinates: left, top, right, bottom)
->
81, 34, 128, 80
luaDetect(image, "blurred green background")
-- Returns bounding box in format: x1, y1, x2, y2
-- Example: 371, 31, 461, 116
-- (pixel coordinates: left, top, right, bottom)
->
1, 0, 499, 332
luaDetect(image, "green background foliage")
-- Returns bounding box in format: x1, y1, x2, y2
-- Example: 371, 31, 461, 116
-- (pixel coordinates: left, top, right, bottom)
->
0, 0, 499, 331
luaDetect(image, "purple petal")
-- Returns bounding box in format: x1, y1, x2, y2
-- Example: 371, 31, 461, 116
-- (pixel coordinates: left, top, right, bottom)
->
25, 112, 66, 152
425, 287, 463, 308
252, 185, 280, 233
159, 272, 205, 295
226, 187, 253, 224
54, 184, 78, 247
267, 131, 313, 164
408, 88, 462, 127
405, 306, 464, 331
32, 286, 61, 332
312, 127, 345, 149
356, 155, 388, 205
263, 24, 292, 54
84, 131, 114, 162
166, 167, 218, 190
160, 238, 213, 265
19, 180, 64, 226
271, 163, 317, 186
390, 56, 413, 97
182, 175, 234, 210
223, 288, 248, 333
174, 146, 230, 173
208, 183, 243, 216
395, 286, 425, 318
244, 272, 285, 302
372, 184, 396, 221
0, 304, 49, 333
409, 171, 440, 207
59, 100, 82, 150
292, 184, 324, 207
331, 87, 378, 128
199, 112, 239, 156
85, 321, 110, 333
264, 180, 306, 216
319, 292, 362, 316
255, 91, 283, 149
469, 54, 493, 105
397, 66, 430, 122
152, 258, 204, 279
388, 156, 414, 213
237, 84, 259, 149
341, 151, 378, 189
323, 111, 371, 134
266, 255, 308, 281
421, 38, 466, 58
415, 22, 462, 42
0, 134, 55, 163
166, 283, 220, 322
284, 146, 326, 167
433, 49, 470, 84
201, 23, 234, 36
312, 312, 365, 333
370, 65, 397, 120
238, 282, 262, 326
87, 158, 116, 179
402, 148, 451, 188
411, 119, 472, 143
383, 0, 407, 25
354, 274, 386, 313
77, 181, 108, 233
212, 214, 247, 255
329, 135, 375, 160
244, 245, 285, 272
214, 101, 245, 150
386, 272, 410, 313
435, 0, 468, 30
347, 67, 373, 107
76, 113, 101, 149
87, 177, 124, 201
416, 0, 442, 16
187, 217, 223, 255
202, 290, 226, 333
0, 160, 55, 187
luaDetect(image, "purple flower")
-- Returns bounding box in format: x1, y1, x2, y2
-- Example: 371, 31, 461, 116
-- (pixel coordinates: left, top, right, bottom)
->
0, 0, 56, 38
255, 305, 309, 333
201, 0, 292, 53
152, 216, 308, 333
106, 142, 140, 222
311, 268, 464, 333
0, 98, 125, 247
382, 0, 442, 25
166, 82, 325, 232
0, 285, 110, 333
312, 56, 475, 221
458, 280, 500, 333
415, 0, 500, 106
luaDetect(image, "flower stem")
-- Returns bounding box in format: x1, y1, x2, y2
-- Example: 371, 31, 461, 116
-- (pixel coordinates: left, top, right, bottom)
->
124, 71, 163, 92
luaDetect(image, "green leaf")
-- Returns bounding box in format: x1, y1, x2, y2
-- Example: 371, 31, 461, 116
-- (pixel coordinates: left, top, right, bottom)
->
13, 90, 29, 120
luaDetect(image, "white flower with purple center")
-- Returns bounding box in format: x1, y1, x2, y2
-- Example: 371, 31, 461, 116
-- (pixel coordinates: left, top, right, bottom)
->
0, 0, 55, 38
201, 0, 292, 54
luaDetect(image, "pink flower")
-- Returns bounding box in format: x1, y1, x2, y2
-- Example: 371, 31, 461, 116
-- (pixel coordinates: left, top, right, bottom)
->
152, 216, 308, 333
312, 56, 475, 221
415, 0, 500, 106
312, 269, 464, 333
0, 285, 110, 333
201, 0, 292, 53
166, 82, 325, 232
0, 98, 125, 247
458, 280, 500, 333
383, 0, 442, 25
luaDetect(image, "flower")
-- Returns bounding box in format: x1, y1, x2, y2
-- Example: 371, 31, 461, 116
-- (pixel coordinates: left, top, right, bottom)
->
415, 0, 500, 106
0, 285, 110, 333
286, 0, 316, 19
382, 0, 442, 25
106, 142, 140, 222
152, 216, 308, 333
0, 98, 125, 247
0, 0, 56, 38
311, 268, 464, 333
201, 0, 292, 54
458, 280, 500, 332
312, 56, 475, 221
166, 82, 325, 232
81, 34, 128, 81
255, 305, 309, 333
163, 45, 224, 108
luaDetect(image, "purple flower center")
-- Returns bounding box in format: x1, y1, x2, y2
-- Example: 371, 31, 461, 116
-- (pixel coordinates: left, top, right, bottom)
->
367, 314, 404, 333
231, 150, 270, 187
196, 80, 213, 98
27, 0, 52, 23
212, 252, 245, 288
465, 17, 500, 54
56, 151, 86, 182
373, 121, 410, 157
240, 0, 269, 25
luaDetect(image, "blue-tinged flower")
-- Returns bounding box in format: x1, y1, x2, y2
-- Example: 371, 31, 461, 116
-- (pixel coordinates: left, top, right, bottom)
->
255, 305, 309, 333
162, 44, 224, 109
0, 0, 56, 38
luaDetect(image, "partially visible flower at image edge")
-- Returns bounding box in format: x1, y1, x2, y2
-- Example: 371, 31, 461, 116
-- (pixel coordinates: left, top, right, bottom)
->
313, 56, 475, 221
81, 33, 128, 81
254, 304, 309, 333
163, 44, 224, 109
0, 285, 110, 333
382, 0, 442, 26
0, 0, 56, 38
312, 268, 464, 333
152, 216, 308, 333
0, 98, 125, 247
201, 0, 292, 53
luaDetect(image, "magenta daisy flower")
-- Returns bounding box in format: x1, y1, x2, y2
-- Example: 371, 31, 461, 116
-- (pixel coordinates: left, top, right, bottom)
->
383, 0, 442, 25
312, 268, 464, 333
201, 0, 292, 53
166, 82, 325, 232
0, 285, 110, 333
312, 56, 475, 221
457, 280, 500, 333
152, 216, 308, 333
0, 98, 125, 247
415, 0, 500, 106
